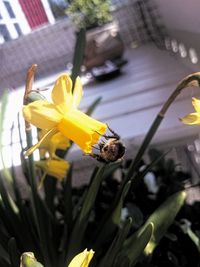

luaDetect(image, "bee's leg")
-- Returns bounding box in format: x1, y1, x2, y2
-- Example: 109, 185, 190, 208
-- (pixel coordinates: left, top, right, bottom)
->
94, 127, 120, 140
92, 145, 100, 150
88, 153, 108, 163
107, 124, 120, 139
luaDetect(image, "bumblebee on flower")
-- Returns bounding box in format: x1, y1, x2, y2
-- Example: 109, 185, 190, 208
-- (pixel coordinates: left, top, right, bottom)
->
23, 74, 125, 163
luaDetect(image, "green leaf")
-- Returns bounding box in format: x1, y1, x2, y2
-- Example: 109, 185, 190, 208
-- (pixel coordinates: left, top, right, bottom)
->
58, 164, 74, 260
71, 28, 86, 88
116, 223, 154, 267
66, 165, 106, 263
8, 238, 20, 267
98, 217, 132, 267
85, 97, 102, 116
144, 191, 186, 255
0, 243, 10, 265
44, 175, 57, 214
94, 181, 131, 247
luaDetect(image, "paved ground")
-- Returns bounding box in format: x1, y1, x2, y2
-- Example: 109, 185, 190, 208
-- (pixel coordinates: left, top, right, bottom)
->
80, 44, 200, 147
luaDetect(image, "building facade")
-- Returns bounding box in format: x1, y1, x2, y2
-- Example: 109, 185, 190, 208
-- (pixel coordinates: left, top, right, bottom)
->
0, 0, 55, 43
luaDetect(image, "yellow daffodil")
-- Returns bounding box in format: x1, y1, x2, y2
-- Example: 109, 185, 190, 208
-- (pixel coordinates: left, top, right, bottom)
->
35, 159, 70, 180
23, 74, 107, 155
181, 97, 200, 125
38, 129, 70, 159
68, 249, 94, 267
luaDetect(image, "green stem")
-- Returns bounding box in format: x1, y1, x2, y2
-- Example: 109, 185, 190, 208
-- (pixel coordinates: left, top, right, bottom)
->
23, 65, 51, 267
125, 71, 200, 182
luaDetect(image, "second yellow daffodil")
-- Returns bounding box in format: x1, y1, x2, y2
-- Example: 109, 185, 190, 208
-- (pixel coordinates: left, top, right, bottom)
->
38, 129, 70, 159
35, 159, 70, 180
181, 97, 200, 125
23, 74, 107, 155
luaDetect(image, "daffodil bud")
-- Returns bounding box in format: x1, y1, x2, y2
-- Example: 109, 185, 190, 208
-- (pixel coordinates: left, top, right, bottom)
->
20, 252, 43, 267
68, 249, 94, 267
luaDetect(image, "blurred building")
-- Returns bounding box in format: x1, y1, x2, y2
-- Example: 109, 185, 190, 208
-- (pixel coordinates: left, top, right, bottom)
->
0, 0, 55, 43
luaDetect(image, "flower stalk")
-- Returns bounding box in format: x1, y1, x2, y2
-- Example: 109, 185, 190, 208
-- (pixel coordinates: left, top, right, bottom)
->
23, 64, 38, 189
126, 72, 200, 182
23, 64, 52, 267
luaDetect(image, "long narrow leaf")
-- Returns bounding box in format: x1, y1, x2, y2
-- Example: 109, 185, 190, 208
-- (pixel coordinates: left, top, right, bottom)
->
116, 223, 154, 267
66, 165, 106, 264
8, 238, 20, 267
94, 181, 131, 248
71, 28, 86, 88
98, 218, 132, 267
144, 190, 186, 255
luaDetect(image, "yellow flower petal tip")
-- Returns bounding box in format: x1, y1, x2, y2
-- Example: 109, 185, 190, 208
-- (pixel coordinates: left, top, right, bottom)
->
180, 97, 200, 125
22, 73, 106, 155
36, 159, 70, 180
68, 249, 95, 267
180, 113, 200, 125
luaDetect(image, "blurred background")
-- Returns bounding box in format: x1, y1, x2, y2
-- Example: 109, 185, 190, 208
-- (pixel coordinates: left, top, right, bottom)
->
1, 0, 200, 194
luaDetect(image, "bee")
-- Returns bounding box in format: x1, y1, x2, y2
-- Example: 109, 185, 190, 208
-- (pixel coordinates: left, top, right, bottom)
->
89, 126, 126, 163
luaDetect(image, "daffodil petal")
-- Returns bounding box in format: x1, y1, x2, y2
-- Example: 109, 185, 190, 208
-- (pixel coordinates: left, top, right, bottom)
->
57, 110, 107, 153
23, 100, 62, 129
192, 97, 200, 113
25, 128, 58, 156
73, 109, 107, 135
47, 159, 69, 180
52, 74, 72, 112
72, 76, 83, 108
35, 159, 69, 180
68, 249, 94, 267
180, 113, 200, 125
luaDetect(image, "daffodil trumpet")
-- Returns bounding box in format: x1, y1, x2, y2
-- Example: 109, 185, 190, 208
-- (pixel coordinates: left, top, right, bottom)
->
23, 74, 107, 156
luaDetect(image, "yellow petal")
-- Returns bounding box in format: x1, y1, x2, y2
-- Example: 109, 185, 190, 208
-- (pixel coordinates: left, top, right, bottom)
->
25, 128, 58, 156
36, 159, 69, 180
68, 249, 94, 267
48, 133, 70, 158
72, 76, 83, 108
23, 100, 62, 129
180, 113, 200, 125
51, 74, 72, 112
50, 132, 70, 150
47, 159, 69, 180
73, 109, 107, 135
57, 110, 107, 153
192, 97, 200, 113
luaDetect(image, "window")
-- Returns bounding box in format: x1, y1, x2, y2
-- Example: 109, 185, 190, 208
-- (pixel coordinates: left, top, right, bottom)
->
14, 23, 22, 36
4, 1, 15, 18
0, 24, 11, 41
